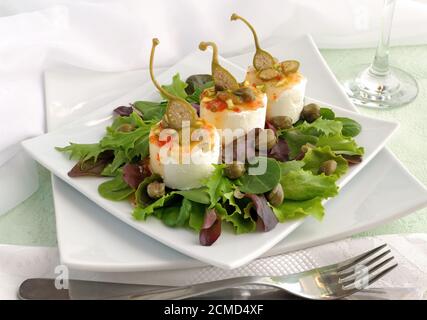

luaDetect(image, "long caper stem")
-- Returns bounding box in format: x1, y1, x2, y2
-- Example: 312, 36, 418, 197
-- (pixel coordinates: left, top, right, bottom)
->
231, 13, 261, 51
149, 38, 175, 101
199, 41, 219, 71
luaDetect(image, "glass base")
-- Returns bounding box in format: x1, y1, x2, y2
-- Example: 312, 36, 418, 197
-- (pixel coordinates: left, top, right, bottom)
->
341, 64, 418, 109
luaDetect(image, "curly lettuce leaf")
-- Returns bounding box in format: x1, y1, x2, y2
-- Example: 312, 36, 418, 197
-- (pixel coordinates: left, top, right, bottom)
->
302, 146, 348, 179
56, 143, 106, 162
317, 134, 364, 156
215, 203, 256, 234
273, 197, 324, 222
297, 118, 343, 137
133, 192, 177, 220
280, 169, 338, 201
278, 160, 305, 176
204, 165, 234, 208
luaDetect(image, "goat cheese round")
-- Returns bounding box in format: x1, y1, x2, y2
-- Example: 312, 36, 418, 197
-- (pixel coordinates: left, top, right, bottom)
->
246, 67, 307, 123
148, 119, 220, 190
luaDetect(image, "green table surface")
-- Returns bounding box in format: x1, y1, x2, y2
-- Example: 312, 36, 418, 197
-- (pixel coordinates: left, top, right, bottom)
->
1, 45, 426, 247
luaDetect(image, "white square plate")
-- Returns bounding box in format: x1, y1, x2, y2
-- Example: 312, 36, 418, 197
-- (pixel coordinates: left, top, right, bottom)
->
23, 37, 398, 269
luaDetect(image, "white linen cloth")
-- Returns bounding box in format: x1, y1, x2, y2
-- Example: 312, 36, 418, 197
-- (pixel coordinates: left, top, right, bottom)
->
1, 234, 426, 300
1, 0, 427, 215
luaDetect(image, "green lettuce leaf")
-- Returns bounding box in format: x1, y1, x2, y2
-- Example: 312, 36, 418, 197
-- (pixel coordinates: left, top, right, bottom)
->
278, 160, 305, 175
297, 118, 343, 137
239, 157, 281, 194
98, 174, 134, 201
135, 174, 162, 207
161, 73, 188, 100
319, 107, 335, 120
280, 169, 338, 201
133, 101, 167, 121
56, 143, 106, 162
174, 188, 210, 205
317, 134, 364, 156
280, 129, 319, 159
302, 146, 348, 179
215, 203, 256, 234
204, 165, 234, 208
132, 192, 177, 220
335, 117, 362, 137
273, 197, 324, 222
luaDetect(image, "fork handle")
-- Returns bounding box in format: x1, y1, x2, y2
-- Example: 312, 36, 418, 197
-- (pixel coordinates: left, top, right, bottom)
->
130, 276, 271, 300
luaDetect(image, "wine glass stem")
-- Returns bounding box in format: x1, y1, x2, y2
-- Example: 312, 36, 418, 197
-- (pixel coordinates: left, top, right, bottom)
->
369, 0, 396, 77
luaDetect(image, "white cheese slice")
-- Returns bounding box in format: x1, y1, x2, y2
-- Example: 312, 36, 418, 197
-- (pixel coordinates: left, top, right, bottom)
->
266, 77, 307, 123
148, 123, 220, 190
245, 67, 307, 123
200, 94, 267, 140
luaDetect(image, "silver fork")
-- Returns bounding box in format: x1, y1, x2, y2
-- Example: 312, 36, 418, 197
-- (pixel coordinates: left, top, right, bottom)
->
130, 244, 397, 300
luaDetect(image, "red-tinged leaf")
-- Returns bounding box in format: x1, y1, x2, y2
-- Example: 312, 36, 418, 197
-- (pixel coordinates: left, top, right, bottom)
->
122, 162, 150, 189
342, 154, 363, 165
68, 151, 114, 177
245, 194, 278, 232
114, 106, 133, 116
268, 138, 289, 162
199, 208, 221, 246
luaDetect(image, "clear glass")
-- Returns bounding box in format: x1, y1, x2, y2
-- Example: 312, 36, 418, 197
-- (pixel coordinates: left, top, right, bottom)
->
341, 0, 418, 109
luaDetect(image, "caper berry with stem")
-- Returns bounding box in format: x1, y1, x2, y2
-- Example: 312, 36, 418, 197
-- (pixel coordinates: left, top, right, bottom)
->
319, 160, 337, 176
224, 162, 246, 180
147, 181, 166, 199
149, 38, 197, 130
256, 129, 277, 151
267, 184, 284, 207
270, 116, 293, 129
301, 103, 321, 123
230, 14, 276, 71
199, 41, 239, 91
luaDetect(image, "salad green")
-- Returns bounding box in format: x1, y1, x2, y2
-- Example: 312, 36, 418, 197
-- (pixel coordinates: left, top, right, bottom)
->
57, 73, 365, 246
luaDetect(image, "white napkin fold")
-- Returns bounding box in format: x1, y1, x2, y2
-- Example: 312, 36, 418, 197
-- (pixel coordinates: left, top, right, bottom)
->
1, 234, 426, 300
2, 0, 427, 214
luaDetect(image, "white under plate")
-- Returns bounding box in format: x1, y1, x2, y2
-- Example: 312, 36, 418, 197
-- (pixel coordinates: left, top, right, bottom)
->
41, 35, 426, 272
23, 36, 398, 270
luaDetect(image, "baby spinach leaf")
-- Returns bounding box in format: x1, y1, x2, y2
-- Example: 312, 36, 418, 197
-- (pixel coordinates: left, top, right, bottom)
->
98, 174, 134, 201
280, 129, 319, 159
133, 101, 167, 121
174, 188, 210, 205
239, 157, 281, 194
319, 107, 335, 120
335, 117, 362, 137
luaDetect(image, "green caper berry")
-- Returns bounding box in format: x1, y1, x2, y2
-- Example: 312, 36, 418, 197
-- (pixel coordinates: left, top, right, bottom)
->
224, 162, 246, 180
301, 143, 316, 154
267, 184, 284, 207
147, 181, 165, 199
319, 160, 338, 176
233, 87, 256, 102
256, 129, 277, 150
270, 116, 293, 129
301, 103, 321, 123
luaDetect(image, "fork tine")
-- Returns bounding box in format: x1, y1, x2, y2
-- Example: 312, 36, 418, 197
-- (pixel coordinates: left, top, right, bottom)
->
338, 256, 394, 288
340, 263, 398, 297
336, 244, 387, 272
338, 249, 391, 278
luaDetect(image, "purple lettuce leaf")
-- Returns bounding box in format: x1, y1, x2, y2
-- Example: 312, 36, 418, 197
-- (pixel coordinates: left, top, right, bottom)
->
114, 106, 134, 117
268, 138, 290, 162
122, 162, 150, 189
68, 151, 114, 177
245, 194, 278, 232
191, 103, 200, 116
199, 208, 222, 246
